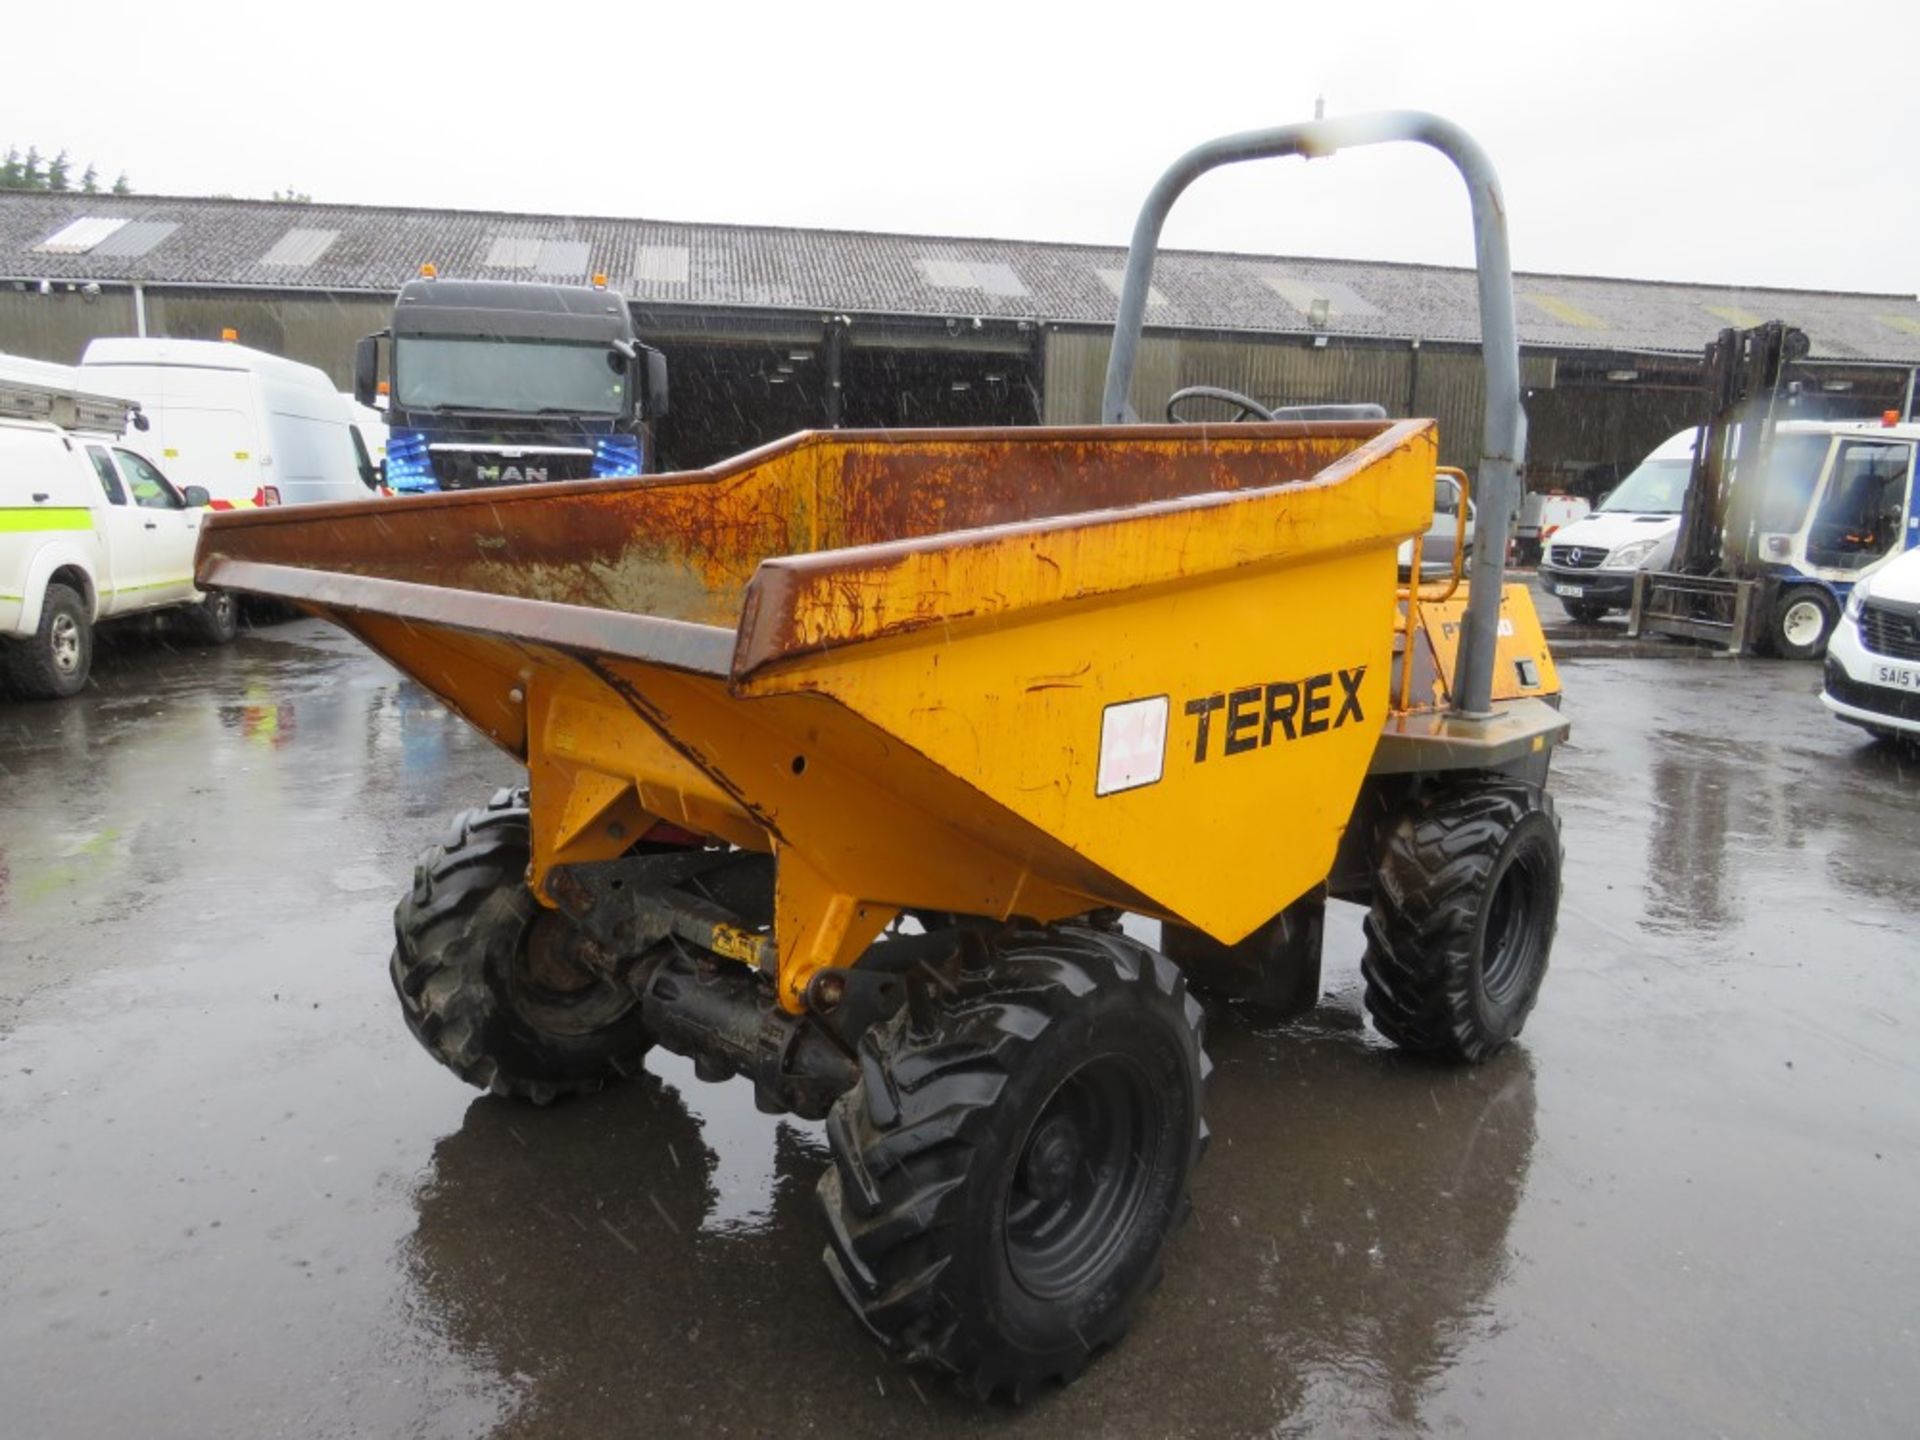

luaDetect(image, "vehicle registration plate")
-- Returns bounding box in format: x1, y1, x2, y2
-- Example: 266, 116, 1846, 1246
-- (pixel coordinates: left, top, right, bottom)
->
1875, 662, 1920, 692
1553, 584, 1585, 598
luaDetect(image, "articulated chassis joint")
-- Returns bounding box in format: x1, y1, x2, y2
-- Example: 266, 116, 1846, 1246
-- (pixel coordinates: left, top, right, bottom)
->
544, 852, 971, 1119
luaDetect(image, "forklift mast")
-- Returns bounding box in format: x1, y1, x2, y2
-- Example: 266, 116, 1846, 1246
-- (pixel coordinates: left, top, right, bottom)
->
1672, 320, 1810, 576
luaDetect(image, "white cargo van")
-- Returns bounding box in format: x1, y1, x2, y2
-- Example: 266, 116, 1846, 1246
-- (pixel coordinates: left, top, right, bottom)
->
1537, 428, 1695, 622
79, 338, 379, 508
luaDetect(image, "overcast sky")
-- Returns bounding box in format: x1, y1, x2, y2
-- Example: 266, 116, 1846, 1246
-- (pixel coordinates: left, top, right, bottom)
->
14, 0, 1915, 296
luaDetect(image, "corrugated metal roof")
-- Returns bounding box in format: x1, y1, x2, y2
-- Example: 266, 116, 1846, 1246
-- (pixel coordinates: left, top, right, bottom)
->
89, 220, 179, 259
259, 226, 338, 267
483, 235, 543, 268
2, 191, 1917, 363
632, 244, 689, 284
534, 239, 590, 276
32, 215, 129, 255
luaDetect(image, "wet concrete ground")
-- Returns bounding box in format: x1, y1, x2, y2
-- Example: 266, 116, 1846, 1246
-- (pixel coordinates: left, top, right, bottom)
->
2, 610, 1917, 1438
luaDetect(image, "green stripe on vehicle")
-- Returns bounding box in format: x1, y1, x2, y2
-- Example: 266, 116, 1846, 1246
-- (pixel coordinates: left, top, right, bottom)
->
0, 507, 94, 533
99, 578, 193, 596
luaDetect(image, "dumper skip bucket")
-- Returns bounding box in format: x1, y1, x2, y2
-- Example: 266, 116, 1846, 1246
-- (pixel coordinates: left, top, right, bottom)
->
198, 419, 1435, 1007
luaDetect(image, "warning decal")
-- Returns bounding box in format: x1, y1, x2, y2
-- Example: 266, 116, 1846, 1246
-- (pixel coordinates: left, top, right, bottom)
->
1096, 695, 1169, 797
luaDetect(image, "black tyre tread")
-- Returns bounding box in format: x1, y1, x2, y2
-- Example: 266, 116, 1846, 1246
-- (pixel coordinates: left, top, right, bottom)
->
1, 582, 89, 699
179, 591, 239, 645
1361, 781, 1561, 1063
817, 925, 1207, 1400
390, 787, 649, 1104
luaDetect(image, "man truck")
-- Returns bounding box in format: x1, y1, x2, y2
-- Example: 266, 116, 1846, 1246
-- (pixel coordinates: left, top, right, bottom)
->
353, 274, 668, 494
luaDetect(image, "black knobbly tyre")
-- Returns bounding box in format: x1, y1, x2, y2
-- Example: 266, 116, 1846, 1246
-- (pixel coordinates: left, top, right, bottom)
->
391, 788, 651, 1104
1361, 780, 1562, 1063
817, 925, 1209, 1402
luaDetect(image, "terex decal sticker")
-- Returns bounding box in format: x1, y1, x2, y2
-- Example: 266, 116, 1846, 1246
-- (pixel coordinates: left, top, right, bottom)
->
1096, 695, 1169, 797
1182, 665, 1368, 762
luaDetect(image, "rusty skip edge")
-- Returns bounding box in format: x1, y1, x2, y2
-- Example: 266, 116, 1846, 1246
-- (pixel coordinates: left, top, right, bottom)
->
193, 419, 1405, 537
730, 418, 1434, 677
197, 417, 1432, 685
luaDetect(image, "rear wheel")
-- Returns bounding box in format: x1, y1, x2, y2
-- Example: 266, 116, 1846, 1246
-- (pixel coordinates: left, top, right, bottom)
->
180, 590, 239, 645
391, 788, 651, 1103
817, 925, 1208, 1400
1, 582, 91, 699
1362, 781, 1562, 1062
1768, 587, 1837, 661
1163, 889, 1324, 1016
1561, 598, 1610, 624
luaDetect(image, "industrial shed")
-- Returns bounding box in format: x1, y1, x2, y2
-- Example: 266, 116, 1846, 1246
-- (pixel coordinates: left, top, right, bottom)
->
3, 190, 1917, 481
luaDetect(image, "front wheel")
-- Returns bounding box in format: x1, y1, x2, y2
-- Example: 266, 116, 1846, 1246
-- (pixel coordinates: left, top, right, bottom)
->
391, 788, 651, 1103
1768, 587, 1837, 661
818, 926, 1208, 1401
1362, 780, 1562, 1062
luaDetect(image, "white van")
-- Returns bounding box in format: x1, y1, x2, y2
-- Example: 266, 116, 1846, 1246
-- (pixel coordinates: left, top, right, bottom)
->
1537, 429, 1696, 621
79, 338, 379, 508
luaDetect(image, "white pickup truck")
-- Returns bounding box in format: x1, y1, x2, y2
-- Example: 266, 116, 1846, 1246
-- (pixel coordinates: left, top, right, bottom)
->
1, 373, 236, 699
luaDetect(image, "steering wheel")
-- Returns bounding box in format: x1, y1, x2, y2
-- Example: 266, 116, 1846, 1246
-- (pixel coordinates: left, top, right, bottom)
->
1165, 385, 1276, 423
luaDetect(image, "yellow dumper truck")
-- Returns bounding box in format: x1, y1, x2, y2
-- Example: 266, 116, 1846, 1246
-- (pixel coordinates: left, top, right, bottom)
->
196, 111, 1566, 1400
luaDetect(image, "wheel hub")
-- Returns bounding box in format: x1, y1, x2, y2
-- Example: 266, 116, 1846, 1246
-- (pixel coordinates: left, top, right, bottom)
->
51, 614, 81, 673
1019, 1115, 1085, 1204
1004, 1055, 1160, 1301
522, 913, 604, 995
1783, 601, 1822, 646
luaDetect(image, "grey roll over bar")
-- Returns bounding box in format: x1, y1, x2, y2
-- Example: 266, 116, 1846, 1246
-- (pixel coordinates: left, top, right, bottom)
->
1100, 110, 1525, 721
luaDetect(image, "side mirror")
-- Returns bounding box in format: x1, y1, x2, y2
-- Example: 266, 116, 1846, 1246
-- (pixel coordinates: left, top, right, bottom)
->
182, 484, 211, 509
643, 346, 669, 420
353, 334, 381, 407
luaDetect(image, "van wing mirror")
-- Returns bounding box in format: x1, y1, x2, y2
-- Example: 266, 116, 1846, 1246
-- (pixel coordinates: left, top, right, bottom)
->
181, 484, 211, 509
352, 334, 382, 407
643, 346, 669, 420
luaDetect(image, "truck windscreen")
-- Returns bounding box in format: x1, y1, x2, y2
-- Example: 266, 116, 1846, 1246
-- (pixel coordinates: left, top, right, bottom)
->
394, 338, 628, 416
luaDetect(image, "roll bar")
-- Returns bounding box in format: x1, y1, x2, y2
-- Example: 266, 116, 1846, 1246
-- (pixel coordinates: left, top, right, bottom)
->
1100, 110, 1525, 721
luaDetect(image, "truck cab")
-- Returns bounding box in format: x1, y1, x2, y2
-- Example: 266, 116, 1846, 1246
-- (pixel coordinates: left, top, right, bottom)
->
355, 277, 668, 494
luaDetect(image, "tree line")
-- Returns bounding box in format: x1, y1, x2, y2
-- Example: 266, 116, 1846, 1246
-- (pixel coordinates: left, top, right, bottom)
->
2, 147, 131, 195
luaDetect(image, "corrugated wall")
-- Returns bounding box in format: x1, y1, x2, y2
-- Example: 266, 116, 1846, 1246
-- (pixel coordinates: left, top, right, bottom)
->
0, 289, 140, 365
0, 287, 389, 386
146, 291, 392, 387
1044, 328, 1553, 471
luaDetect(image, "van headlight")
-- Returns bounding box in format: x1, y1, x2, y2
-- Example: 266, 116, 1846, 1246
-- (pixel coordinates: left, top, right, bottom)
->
1605, 537, 1660, 570
1845, 584, 1867, 620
